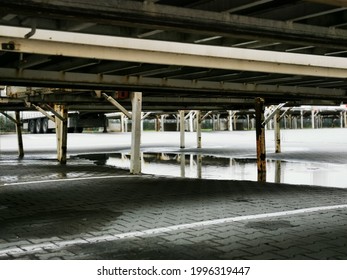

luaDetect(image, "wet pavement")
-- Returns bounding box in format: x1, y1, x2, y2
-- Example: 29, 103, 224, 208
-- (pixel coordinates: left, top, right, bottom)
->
0, 129, 347, 259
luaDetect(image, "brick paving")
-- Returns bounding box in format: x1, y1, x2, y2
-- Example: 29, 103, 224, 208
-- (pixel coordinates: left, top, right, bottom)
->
0, 160, 347, 259
0, 129, 347, 260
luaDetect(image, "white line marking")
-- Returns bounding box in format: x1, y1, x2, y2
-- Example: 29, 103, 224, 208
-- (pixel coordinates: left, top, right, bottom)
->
1, 203, 347, 257
2, 175, 149, 186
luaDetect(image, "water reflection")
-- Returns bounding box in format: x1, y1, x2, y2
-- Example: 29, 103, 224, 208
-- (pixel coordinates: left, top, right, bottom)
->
104, 152, 346, 188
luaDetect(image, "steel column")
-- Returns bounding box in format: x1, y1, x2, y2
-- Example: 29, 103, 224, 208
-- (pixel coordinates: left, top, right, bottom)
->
15, 111, 24, 158
160, 115, 165, 132
179, 110, 185, 149
255, 97, 266, 182
155, 116, 160, 132
189, 112, 194, 132
340, 112, 343, 128
228, 111, 233, 131
196, 110, 202, 148
274, 111, 281, 153
311, 109, 315, 129
130, 92, 142, 174
54, 104, 68, 164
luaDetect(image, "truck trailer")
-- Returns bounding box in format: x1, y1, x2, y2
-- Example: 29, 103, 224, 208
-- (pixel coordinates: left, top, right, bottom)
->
21, 111, 107, 133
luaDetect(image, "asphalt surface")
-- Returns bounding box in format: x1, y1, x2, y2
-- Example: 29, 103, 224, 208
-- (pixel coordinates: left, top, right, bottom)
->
0, 129, 347, 259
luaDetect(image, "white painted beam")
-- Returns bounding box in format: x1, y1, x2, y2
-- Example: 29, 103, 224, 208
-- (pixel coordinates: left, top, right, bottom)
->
2, 26, 347, 78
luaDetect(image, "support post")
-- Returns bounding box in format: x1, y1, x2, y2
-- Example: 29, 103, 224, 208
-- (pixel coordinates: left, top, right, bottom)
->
344, 111, 347, 128
216, 114, 220, 131
311, 109, 315, 129
228, 110, 233, 131
247, 114, 250, 130
189, 111, 194, 132
130, 92, 142, 174
301, 110, 304, 129
1, 111, 24, 158
155, 116, 160, 132
54, 104, 68, 164
160, 115, 165, 132
255, 98, 266, 182
120, 114, 124, 132
15, 111, 24, 158
124, 116, 128, 132
196, 110, 202, 148
179, 110, 185, 149
274, 111, 281, 153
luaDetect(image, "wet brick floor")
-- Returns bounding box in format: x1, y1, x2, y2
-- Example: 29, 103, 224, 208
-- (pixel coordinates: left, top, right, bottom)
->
1, 129, 347, 259
0, 160, 347, 260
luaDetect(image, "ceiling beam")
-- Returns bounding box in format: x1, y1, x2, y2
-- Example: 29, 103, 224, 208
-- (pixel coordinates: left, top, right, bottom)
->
2, 0, 347, 49
304, 0, 347, 7
2, 27, 347, 79
0, 68, 345, 102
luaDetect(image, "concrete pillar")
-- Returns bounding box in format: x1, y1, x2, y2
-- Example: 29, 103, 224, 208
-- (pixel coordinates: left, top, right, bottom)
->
274, 111, 281, 153
55, 104, 68, 164
130, 92, 142, 174
196, 110, 202, 148
15, 111, 24, 158
255, 97, 266, 182
179, 110, 185, 149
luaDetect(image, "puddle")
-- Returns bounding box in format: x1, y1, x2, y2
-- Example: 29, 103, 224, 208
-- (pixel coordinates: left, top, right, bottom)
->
78, 152, 347, 188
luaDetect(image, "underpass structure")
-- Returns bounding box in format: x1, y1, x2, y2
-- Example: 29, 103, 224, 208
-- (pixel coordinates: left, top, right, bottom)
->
1, 0, 347, 178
